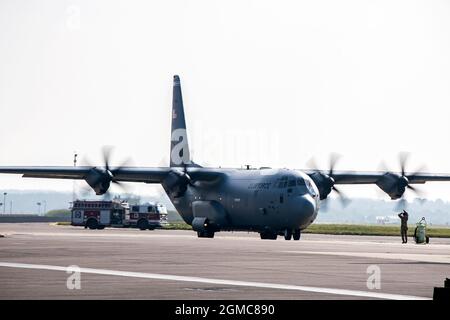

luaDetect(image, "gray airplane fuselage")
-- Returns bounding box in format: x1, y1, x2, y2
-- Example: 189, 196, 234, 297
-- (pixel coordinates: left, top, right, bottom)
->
164, 168, 320, 233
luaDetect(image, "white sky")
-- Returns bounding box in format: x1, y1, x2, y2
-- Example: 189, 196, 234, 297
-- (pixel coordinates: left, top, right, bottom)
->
1, 0, 450, 200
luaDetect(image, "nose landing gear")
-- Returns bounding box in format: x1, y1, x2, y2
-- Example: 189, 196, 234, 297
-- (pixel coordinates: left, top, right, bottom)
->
284, 229, 292, 240
283, 229, 301, 240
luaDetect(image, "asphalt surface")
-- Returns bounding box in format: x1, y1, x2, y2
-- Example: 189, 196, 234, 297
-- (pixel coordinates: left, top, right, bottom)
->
0, 223, 449, 300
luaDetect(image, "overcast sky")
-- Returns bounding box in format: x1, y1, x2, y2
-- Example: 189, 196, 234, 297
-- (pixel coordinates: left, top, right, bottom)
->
1, 0, 450, 201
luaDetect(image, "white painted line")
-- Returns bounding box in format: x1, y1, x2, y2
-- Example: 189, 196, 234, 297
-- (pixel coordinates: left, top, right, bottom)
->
283, 250, 450, 264
1, 231, 196, 240
0, 261, 430, 300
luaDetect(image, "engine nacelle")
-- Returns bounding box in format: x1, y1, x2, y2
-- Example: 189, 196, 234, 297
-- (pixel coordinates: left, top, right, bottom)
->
191, 217, 210, 232
162, 169, 191, 198
84, 168, 112, 195
376, 173, 409, 200
309, 172, 335, 200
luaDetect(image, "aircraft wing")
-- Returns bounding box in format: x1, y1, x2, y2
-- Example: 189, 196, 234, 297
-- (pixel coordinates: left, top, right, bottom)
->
301, 168, 450, 200
0, 166, 172, 183
301, 170, 450, 185
0, 166, 93, 179
0, 166, 226, 184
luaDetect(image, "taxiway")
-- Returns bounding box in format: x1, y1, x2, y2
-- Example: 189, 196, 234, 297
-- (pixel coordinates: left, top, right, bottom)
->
0, 223, 449, 299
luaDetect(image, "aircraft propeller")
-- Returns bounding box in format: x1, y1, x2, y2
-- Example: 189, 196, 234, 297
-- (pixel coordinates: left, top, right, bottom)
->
100, 146, 132, 192
80, 146, 132, 197
377, 152, 427, 209
307, 153, 350, 207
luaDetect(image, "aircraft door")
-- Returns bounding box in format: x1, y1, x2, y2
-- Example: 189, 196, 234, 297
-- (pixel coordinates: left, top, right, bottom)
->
228, 194, 248, 211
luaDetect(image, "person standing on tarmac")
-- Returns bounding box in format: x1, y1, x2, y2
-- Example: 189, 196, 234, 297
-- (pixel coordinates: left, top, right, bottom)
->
398, 210, 409, 244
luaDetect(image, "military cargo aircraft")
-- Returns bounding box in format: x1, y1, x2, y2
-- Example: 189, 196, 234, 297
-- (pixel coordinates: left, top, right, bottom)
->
1, 75, 450, 240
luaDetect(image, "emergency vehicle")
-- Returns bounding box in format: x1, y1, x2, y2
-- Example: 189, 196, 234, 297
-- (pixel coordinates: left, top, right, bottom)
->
71, 200, 130, 229
128, 203, 168, 230
71, 200, 168, 230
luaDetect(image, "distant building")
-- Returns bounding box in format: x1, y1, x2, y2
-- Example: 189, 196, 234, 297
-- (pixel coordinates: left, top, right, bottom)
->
376, 215, 400, 225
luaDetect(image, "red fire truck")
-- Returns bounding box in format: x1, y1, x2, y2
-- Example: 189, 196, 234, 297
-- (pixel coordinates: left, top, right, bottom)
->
128, 203, 168, 230
71, 200, 130, 229
70, 200, 168, 230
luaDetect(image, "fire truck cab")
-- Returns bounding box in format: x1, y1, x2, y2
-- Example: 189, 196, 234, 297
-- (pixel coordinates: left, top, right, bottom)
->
71, 200, 129, 230
129, 203, 168, 230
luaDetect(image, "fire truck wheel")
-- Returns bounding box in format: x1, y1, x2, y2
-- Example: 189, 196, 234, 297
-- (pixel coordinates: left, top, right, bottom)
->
86, 218, 98, 230
137, 219, 149, 231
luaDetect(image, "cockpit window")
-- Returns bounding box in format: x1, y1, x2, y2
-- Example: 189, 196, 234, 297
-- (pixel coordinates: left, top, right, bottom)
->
275, 176, 302, 189
305, 179, 317, 197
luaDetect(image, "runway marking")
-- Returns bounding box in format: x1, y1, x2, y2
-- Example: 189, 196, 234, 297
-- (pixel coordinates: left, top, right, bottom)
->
5, 229, 450, 248
284, 251, 450, 264
1, 231, 196, 240
0, 261, 430, 300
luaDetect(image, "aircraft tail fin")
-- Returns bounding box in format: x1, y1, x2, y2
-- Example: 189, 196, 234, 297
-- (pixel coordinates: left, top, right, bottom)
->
170, 75, 197, 168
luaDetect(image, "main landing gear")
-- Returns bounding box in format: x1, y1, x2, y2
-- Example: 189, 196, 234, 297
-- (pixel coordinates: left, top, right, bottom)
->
197, 230, 215, 238
260, 231, 278, 240
259, 229, 301, 240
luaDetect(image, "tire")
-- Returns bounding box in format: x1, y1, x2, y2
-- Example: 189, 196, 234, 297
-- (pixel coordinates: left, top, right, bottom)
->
197, 231, 215, 238
86, 218, 98, 230
260, 232, 277, 240
137, 219, 149, 231
97, 225, 105, 230
284, 229, 292, 240
293, 229, 301, 241
426, 236, 430, 244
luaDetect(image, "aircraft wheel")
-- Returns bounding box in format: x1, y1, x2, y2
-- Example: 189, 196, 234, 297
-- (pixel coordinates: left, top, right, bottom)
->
260, 232, 277, 240
284, 229, 292, 240
197, 231, 215, 238
293, 229, 301, 241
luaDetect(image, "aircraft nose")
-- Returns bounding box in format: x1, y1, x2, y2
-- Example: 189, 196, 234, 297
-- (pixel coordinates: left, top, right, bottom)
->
296, 194, 316, 221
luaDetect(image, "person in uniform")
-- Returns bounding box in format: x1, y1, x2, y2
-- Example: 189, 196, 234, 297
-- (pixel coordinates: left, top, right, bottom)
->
398, 210, 409, 243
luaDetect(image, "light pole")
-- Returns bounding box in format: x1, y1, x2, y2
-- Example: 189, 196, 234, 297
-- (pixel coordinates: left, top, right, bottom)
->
3, 192, 6, 214
10, 200, 12, 214
73, 152, 78, 202
36, 202, 41, 215
43, 200, 47, 215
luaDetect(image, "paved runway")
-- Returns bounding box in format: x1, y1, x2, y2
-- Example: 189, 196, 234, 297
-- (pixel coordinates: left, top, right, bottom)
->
0, 223, 449, 300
